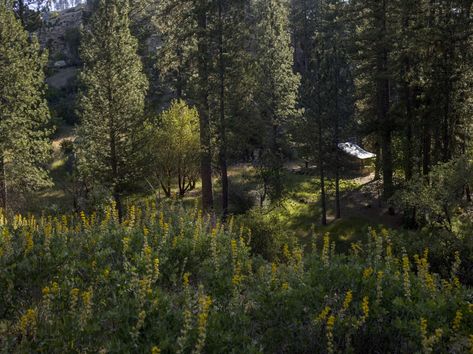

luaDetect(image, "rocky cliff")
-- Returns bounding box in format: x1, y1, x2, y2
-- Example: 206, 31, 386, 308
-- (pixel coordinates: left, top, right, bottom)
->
37, 5, 84, 66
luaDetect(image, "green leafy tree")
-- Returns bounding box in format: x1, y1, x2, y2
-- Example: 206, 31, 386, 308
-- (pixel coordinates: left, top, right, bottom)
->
157, 0, 256, 214
393, 156, 473, 230
0, 4, 51, 211
157, 0, 214, 210
76, 0, 148, 220
145, 100, 200, 198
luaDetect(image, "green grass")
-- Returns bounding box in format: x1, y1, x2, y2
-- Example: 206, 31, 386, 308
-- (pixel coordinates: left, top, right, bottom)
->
29, 156, 391, 253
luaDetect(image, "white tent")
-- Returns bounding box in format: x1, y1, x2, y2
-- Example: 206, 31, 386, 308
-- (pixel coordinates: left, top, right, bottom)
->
338, 142, 376, 160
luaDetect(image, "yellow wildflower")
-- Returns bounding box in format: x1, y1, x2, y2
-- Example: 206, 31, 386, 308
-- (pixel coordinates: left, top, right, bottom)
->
154, 257, 160, 279
402, 253, 411, 299
283, 243, 291, 261
25, 232, 34, 254
326, 315, 336, 354
51, 282, 59, 295
42, 286, 50, 297
19, 308, 37, 336
70, 288, 80, 312
183, 272, 190, 287
327, 314, 335, 328
363, 267, 373, 279
316, 306, 331, 323
194, 294, 212, 354
361, 296, 369, 319
452, 310, 462, 331
342, 290, 353, 311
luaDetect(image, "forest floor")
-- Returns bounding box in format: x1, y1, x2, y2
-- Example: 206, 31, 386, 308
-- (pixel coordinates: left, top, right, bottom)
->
25, 129, 401, 251
339, 174, 403, 229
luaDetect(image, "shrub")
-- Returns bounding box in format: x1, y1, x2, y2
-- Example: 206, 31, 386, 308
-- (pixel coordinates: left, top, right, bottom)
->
0, 205, 472, 353
227, 180, 255, 214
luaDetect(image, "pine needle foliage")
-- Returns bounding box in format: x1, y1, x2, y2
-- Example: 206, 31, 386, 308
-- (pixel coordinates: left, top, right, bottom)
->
76, 0, 148, 219
0, 3, 51, 211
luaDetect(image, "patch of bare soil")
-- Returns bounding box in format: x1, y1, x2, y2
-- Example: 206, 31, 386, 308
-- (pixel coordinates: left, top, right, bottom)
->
339, 173, 403, 229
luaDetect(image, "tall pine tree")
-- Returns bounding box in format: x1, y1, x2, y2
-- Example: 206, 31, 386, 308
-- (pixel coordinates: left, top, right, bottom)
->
76, 0, 148, 220
255, 0, 300, 204
0, 3, 51, 211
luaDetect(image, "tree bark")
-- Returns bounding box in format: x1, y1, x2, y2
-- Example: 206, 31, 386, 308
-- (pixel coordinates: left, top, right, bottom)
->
319, 118, 327, 226
334, 58, 341, 219
422, 115, 431, 176
401, 8, 414, 181
374, 140, 381, 180
376, 0, 393, 199
18, 0, 26, 27
197, 6, 214, 211
217, 0, 229, 219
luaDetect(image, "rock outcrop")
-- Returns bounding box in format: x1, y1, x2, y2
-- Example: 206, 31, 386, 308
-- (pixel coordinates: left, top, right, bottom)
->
37, 5, 84, 65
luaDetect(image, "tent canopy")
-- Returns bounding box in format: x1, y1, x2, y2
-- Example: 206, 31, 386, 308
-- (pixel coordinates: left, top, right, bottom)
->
338, 142, 376, 160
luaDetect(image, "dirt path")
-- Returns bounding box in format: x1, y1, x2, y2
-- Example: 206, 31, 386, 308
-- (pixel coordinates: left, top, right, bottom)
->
339, 173, 403, 229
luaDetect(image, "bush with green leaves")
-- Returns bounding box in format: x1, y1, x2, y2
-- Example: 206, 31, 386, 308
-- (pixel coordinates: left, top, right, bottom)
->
144, 100, 200, 198
392, 156, 473, 230
0, 204, 472, 353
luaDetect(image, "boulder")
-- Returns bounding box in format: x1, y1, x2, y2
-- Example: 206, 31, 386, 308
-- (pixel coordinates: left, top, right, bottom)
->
53, 60, 67, 68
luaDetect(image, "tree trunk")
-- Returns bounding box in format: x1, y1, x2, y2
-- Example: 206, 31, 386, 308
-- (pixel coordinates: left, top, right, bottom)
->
197, 8, 214, 211
334, 58, 341, 219
109, 93, 122, 221
401, 5, 413, 181
18, 0, 26, 27
374, 140, 381, 180
466, 185, 472, 203
218, 0, 229, 219
159, 179, 171, 198
0, 153, 7, 212
113, 187, 123, 222
422, 115, 431, 176
376, 0, 393, 199
319, 120, 327, 226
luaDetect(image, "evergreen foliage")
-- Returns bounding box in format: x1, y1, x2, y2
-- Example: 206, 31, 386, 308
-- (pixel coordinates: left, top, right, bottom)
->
254, 0, 300, 203
0, 3, 51, 211
76, 0, 148, 220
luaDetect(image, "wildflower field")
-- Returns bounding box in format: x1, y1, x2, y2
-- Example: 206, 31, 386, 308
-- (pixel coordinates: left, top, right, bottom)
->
1, 202, 472, 353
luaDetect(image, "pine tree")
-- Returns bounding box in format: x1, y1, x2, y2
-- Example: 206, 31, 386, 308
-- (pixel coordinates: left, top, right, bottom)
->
76, 0, 148, 220
319, 0, 355, 219
157, 0, 214, 211
255, 0, 300, 203
213, 0, 253, 217
351, 0, 396, 199
157, 0, 255, 214
292, 0, 355, 224
0, 3, 51, 211
194, 0, 215, 211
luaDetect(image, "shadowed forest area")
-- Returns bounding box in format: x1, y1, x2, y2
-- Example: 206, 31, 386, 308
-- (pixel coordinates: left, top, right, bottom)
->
1, 0, 473, 352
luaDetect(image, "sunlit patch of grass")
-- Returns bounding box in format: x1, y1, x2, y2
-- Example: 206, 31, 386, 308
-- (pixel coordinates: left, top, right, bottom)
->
50, 158, 66, 170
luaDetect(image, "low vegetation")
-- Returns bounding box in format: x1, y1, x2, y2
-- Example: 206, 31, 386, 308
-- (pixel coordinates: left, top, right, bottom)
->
1, 203, 473, 353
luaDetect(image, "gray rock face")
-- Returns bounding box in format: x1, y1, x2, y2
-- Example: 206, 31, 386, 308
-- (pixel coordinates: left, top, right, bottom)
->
46, 67, 78, 89
37, 6, 84, 65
